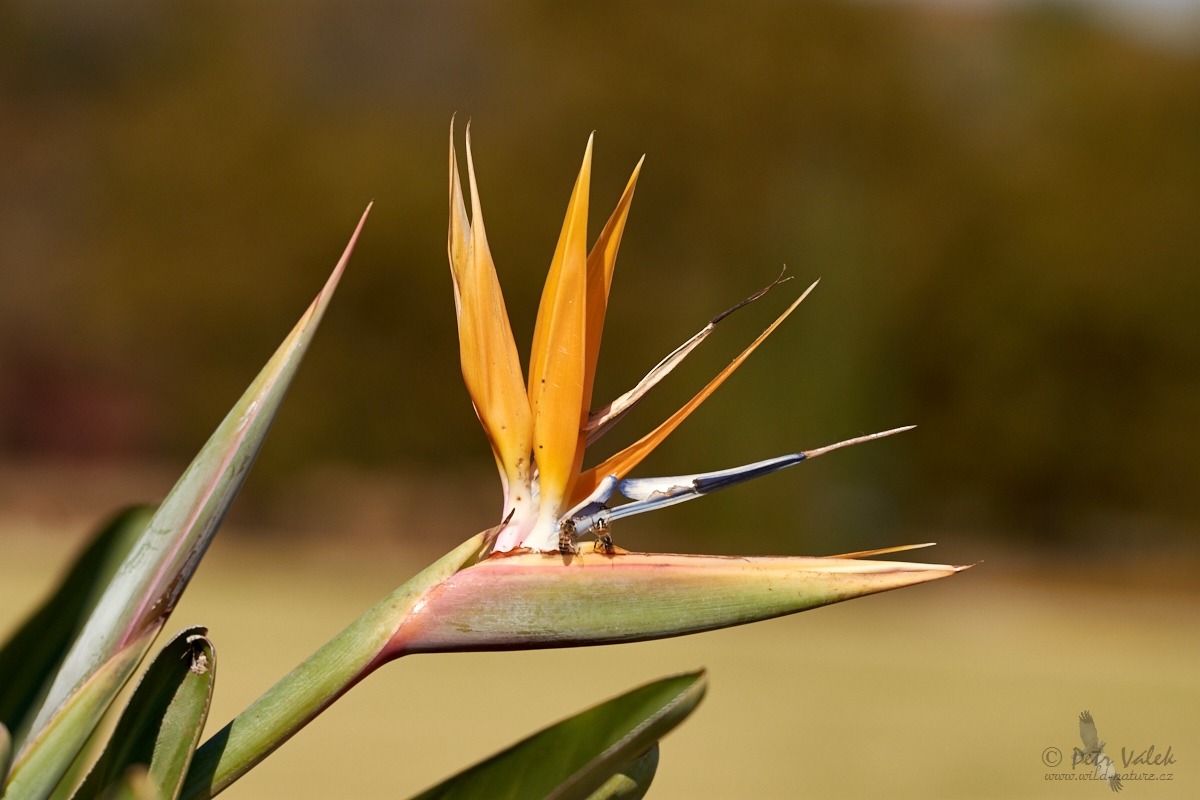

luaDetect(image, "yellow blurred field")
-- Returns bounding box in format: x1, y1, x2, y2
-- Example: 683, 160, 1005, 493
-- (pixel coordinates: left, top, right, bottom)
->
3, 519, 1197, 800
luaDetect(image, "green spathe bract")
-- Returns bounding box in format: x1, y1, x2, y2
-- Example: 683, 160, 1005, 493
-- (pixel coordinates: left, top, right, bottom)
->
392, 547, 966, 653
177, 539, 964, 800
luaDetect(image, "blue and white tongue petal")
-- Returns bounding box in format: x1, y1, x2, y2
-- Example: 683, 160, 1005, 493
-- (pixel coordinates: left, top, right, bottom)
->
618, 452, 807, 503
560, 474, 619, 521
585, 270, 796, 446
593, 426, 915, 524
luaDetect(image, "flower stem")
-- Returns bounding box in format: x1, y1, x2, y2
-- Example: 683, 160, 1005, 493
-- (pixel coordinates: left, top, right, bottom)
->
178, 533, 486, 800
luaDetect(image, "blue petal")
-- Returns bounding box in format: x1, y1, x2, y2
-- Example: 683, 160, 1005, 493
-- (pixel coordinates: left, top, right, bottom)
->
570, 452, 808, 529
619, 452, 808, 501
560, 473, 619, 521
568, 427, 914, 531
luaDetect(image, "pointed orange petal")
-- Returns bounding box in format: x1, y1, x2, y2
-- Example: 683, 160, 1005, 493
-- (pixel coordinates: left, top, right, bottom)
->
448, 124, 533, 511
447, 118, 471, 319
582, 156, 643, 412
528, 136, 592, 516
569, 280, 818, 506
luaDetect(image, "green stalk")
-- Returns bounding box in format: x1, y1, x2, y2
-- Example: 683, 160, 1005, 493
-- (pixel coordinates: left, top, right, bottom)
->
178, 534, 487, 800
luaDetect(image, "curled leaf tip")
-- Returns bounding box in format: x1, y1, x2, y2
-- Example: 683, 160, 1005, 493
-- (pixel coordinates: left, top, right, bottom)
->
710, 265, 793, 325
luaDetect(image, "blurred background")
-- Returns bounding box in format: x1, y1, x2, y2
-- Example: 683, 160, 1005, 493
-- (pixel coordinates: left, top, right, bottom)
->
2, 1, 1198, 798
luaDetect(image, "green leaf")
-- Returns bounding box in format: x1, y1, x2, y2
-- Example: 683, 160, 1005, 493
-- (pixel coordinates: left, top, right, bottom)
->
97, 767, 159, 800
45, 713, 114, 800
0, 508, 154, 746
408, 671, 705, 800
3, 629, 156, 800
1, 723, 11, 786
5, 207, 370, 800
73, 628, 215, 800
583, 745, 657, 800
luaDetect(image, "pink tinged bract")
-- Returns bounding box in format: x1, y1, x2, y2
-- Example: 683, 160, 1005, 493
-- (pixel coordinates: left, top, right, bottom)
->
386, 548, 969, 656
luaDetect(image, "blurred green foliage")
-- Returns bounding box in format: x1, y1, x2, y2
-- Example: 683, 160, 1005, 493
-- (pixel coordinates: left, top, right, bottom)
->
0, 1, 1197, 548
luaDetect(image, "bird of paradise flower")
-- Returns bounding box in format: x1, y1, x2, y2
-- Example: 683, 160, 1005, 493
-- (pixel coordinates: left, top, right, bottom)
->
171, 123, 969, 799
0, 101, 971, 800
447, 120, 911, 558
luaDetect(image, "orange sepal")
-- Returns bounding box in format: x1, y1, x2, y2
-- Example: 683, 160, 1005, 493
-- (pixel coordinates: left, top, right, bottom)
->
448, 122, 534, 508
582, 157, 643, 412
527, 136, 593, 516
